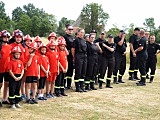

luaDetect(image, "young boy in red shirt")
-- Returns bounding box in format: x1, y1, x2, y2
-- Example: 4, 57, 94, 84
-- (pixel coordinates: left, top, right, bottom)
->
25, 42, 40, 104
55, 37, 68, 97
37, 43, 49, 100
21, 34, 32, 100
0, 30, 12, 106
8, 46, 24, 109
48, 32, 57, 42
46, 41, 59, 98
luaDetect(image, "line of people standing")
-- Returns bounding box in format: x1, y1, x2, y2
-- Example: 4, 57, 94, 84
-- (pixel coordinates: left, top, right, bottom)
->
0, 25, 160, 109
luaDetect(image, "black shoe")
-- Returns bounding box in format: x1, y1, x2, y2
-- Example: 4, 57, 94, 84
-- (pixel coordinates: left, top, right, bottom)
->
99, 86, 102, 89
38, 97, 44, 100
81, 88, 88, 92
137, 83, 146, 86
128, 77, 135, 80
32, 98, 38, 104
118, 80, 125, 83
61, 93, 68, 96
42, 97, 47, 100
90, 87, 97, 90
75, 89, 83, 92
2, 100, 9, 104
56, 94, 63, 97
149, 80, 153, 83
113, 81, 119, 84
106, 85, 113, 88
26, 99, 34, 104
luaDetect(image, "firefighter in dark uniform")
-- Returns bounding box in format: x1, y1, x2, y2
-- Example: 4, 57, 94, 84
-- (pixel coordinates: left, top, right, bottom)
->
128, 28, 140, 80
94, 31, 106, 84
71, 28, 87, 92
146, 35, 160, 83
63, 24, 74, 89
113, 30, 127, 84
99, 34, 116, 89
135, 29, 148, 86
85, 33, 102, 90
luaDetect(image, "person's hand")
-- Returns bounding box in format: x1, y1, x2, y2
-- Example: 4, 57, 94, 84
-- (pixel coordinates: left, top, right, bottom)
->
122, 33, 126, 38
133, 52, 136, 57
48, 71, 51, 76
63, 69, 67, 73
30, 53, 35, 57
14, 77, 19, 81
38, 74, 40, 80
123, 52, 127, 55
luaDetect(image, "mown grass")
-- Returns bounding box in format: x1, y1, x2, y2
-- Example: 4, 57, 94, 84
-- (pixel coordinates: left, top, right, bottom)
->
0, 67, 160, 120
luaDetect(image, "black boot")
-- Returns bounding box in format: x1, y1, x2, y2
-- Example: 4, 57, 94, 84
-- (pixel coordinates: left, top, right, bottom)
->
60, 88, 68, 96
80, 81, 87, 92
146, 74, 150, 79
67, 78, 72, 89
128, 72, 134, 80
55, 88, 61, 97
149, 76, 154, 83
85, 84, 91, 91
113, 77, 119, 84
137, 77, 146, 86
106, 80, 113, 88
118, 76, 125, 83
75, 82, 83, 92
90, 82, 97, 90
134, 71, 140, 80
99, 81, 103, 89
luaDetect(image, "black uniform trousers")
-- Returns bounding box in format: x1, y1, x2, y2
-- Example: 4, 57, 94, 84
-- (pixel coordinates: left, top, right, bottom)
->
55, 72, 66, 95
146, 56, 157, 78
129, 53, 139, 77
74, 53, 87, 89
99, 57, 115, 82
85, 55, 98, 85
65, 55, 74, 88
113, 53, 126, 79
8, 74, 22, 105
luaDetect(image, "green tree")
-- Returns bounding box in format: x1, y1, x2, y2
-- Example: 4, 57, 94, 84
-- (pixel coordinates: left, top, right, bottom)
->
106, 25, 119, 38
0, 1, 7, 19
31, 16, 41, 36
80, 3, 109, 34
16, 14, 32, 35
12, 7, 25, 22
57, 17, 75, 36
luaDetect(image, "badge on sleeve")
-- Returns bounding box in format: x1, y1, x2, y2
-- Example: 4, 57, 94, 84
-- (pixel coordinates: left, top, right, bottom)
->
18, 64, 21, 68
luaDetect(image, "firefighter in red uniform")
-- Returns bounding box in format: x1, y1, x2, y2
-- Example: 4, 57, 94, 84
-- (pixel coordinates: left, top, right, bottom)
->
8, 46, 24, 109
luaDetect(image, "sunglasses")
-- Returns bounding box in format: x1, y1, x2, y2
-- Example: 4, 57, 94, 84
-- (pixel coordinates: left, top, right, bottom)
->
68, 29, 73, 31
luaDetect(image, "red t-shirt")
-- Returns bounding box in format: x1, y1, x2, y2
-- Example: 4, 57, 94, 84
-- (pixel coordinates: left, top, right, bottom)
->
0, 44, 12, 73
24, 47, 30, 60
46, 50, 59, 73
39, 54, 49, 77
25, 54, 40, 77
58, 49, 67, 72
8, 59, 24, 74
10, 43, 25, 63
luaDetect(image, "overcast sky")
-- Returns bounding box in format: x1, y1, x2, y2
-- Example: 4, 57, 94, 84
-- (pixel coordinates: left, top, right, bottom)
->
2, 0, 160, 30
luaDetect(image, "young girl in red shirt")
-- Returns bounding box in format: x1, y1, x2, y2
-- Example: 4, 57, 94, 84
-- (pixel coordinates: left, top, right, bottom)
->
25, 42, 40, 104
37, 43, 49, 100
55, 37, 68, 97
46, 41, 59, 98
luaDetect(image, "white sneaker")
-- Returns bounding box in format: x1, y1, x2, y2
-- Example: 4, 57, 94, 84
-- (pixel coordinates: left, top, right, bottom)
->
15, 104, 22, 108
11, 104, 16, 109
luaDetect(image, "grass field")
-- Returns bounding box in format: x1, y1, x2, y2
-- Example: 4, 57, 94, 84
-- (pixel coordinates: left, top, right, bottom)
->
0, 38, 160, 120
0, 66, 160, 120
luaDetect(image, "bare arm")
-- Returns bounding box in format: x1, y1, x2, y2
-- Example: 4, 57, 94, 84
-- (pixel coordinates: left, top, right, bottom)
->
26, 54, 34, 67
135, 46, 143, 53
95, 43, 102, 53
117, 34, 126, 46
102, 43, 114, 52
71, 48, 75, 61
